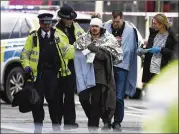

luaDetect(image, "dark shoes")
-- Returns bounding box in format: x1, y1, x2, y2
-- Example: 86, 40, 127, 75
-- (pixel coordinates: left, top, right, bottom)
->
52, 124, 61, 132
101, 122, 112, 131
88, 126, 98, 133
64, 123, 79, 130
112, 122, 122, 131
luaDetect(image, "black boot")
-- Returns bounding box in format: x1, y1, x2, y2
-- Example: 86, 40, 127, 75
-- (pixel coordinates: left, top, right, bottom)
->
101, 122, 111, 131
112, 122, 122, 132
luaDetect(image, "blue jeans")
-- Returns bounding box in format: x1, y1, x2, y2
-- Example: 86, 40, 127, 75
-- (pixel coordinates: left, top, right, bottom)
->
113, 67, 128, 124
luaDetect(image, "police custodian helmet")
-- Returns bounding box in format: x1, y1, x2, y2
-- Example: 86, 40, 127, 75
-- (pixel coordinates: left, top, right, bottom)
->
57, 5, 77, 20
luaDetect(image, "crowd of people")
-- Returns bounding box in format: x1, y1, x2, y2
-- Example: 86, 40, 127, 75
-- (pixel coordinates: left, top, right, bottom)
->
20, 4, 177, 133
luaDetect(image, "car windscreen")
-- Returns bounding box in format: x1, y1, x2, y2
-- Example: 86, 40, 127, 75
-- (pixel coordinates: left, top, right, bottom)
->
52, 19, 90, 32
52, 19, 58, 27
1, 15, 19, 40
74, 19, 90, 32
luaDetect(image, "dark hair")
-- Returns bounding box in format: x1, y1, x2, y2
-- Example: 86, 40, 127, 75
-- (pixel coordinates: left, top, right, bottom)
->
91, 13, 101, 19
112, 10, 123, 19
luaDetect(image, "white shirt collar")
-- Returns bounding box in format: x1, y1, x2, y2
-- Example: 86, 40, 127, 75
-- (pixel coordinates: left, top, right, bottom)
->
41, 30, 50, 38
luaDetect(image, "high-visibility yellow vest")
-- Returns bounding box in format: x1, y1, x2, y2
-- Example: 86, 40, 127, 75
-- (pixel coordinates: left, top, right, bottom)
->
20, 29, 75, 81
54, 22, 85, 46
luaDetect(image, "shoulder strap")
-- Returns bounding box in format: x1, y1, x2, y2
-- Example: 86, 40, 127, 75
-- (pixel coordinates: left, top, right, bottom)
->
30, 30, 37, 47
54, 31, 68, 76
29, 30, 36, 35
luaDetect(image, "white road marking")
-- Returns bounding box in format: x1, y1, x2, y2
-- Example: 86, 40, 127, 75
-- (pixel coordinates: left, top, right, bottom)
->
1, 125, 33, 133
125, 112, 145, 118
126, 106, 148, 112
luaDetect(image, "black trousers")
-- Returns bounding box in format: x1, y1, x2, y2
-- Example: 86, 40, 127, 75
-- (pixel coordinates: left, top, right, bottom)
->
31, 69, 60, 125
56, 74, 76, 125
79, 84, 102, 128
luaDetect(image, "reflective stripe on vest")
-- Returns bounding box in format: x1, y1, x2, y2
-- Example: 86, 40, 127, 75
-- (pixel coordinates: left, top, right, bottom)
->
30, 57, 38, 63
54, 31, 71, 76
31, 50, 39, 55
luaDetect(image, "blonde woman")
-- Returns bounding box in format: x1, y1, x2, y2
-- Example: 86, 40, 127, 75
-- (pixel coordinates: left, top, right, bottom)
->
137, 13, 177, 84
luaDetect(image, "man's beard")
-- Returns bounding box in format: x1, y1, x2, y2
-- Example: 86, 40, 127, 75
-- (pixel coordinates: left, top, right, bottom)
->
91, 30, 100, 36
92, 33, 100, 36
113, 25, 119, 29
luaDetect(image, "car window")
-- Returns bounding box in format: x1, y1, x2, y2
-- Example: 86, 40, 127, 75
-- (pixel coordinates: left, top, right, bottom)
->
52, 19, 90, 32
11, 19, 21, 39
21, 18, 31, 38
52, 19, 58, 27
75, 19, 90, 32
1, 15, 18, 40
30, 18, 40, 30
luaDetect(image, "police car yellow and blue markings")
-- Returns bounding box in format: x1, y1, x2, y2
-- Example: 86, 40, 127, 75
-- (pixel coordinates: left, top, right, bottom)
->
0, 46, 5, 62
3, 48, 22, 62
1, 39, 26, 62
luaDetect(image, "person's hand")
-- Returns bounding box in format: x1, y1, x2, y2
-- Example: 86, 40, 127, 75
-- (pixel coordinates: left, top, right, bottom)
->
137, 48, 146, 56
24, 66, 34, 80
147, 47, 161, 54
24, 66, 32, 73
87, 42, 98, 53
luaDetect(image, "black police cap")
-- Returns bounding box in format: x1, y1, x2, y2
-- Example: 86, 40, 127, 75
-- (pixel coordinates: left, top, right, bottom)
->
38, 13, 54, 24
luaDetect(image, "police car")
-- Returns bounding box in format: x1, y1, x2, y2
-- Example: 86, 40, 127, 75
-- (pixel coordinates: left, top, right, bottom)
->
0, 11, 91, 103
0, 12, 39, 103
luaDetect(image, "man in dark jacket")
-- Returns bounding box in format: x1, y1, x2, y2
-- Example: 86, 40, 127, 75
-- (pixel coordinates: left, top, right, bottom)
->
73, 17, 123, 132
54, 5, 85, 129
103, 10, 140, 131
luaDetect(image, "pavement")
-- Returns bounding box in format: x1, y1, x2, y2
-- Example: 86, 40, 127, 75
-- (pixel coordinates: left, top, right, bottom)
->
1, 95, 148, 133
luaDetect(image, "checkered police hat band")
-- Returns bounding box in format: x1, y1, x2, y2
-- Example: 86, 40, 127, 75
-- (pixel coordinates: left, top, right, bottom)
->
43, 20, 52, 24
39, 17, 52, 21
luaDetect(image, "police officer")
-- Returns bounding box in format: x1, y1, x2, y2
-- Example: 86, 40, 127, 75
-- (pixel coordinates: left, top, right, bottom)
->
54, 5, 85, 129
20, 13, 74, 133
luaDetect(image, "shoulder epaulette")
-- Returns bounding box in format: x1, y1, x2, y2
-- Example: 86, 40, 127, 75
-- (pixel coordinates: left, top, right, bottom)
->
74, 22, 81, 28
29, 30, 36, 35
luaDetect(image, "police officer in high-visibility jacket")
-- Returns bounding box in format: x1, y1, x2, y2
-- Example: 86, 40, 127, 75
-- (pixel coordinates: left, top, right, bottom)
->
54, 5, 85, 129
20, 13, 74, 133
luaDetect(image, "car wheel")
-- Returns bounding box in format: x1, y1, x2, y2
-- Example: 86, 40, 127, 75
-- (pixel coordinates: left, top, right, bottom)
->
5, 67, 25, 103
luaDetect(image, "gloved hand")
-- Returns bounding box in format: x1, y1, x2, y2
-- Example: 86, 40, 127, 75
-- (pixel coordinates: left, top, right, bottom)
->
87, 42, 98, 53
147, 47, 161, 54
24, 66, 32, 73
24, 66, 34, 81
137, 48, 146, 56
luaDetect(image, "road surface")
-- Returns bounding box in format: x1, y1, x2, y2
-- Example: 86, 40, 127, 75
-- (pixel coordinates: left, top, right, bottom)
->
1, 96, 148, 133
